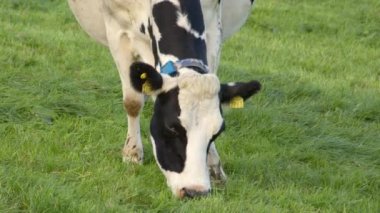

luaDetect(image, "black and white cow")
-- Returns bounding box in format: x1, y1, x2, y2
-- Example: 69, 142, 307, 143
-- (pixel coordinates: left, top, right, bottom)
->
68, 0, 259, 198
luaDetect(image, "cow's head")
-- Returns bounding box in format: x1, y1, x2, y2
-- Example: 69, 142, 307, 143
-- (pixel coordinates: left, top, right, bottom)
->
130, 62, 260, 198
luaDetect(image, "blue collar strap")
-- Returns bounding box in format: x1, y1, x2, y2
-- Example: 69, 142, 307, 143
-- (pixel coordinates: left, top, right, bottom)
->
160, 61, 177, 76
160, 59, 209, 76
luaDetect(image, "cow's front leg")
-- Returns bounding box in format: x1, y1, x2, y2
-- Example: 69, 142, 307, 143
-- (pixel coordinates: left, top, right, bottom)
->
208, 143, 227, 183
122, 95, 144, 164
104, 16, 144, 164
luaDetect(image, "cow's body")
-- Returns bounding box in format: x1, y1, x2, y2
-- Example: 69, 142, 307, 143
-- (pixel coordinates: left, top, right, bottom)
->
68, 0, 254, 46
67, 0, 258, 198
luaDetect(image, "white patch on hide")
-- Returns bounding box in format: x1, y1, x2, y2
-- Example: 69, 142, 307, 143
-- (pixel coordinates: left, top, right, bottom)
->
176, 13, 206, 40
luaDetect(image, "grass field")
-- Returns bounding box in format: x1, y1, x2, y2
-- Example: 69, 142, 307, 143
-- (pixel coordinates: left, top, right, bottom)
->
1, 0, 379, 212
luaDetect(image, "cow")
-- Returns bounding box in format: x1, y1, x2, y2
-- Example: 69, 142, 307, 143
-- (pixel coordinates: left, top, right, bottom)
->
67, 0, 260, 198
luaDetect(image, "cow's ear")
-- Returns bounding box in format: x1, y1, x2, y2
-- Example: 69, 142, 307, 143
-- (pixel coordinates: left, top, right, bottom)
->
130, 62, 163, 95
220, 80, 261, 108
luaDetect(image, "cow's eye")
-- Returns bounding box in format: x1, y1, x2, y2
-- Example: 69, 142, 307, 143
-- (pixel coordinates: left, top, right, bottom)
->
168, 127, 178, 135
164, 126, 179, 137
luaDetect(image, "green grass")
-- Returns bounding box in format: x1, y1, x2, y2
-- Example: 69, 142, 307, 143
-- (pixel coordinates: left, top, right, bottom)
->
1, 0, 379, 212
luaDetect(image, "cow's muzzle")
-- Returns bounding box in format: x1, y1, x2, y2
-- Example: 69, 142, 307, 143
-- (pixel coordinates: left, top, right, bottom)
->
179, 187, 210, 199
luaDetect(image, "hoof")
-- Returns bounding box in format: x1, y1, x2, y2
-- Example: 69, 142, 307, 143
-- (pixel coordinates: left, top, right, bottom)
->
122, 153, 143, 164
122, 138, 143, 164
209, 164, 227, 184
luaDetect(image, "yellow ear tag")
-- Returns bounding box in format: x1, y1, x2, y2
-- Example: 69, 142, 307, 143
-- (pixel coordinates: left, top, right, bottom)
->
229, 96, 244, 109
142, 82, 152, 94
140, 72, 152, 94
140, 72, 147, 80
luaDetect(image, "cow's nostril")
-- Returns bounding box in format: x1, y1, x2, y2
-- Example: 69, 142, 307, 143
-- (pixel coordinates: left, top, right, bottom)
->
182, 188, 210, 198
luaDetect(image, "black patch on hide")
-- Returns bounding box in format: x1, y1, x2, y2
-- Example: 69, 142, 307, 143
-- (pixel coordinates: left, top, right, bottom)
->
151, 88, 188, 173
152, 1, 208, 65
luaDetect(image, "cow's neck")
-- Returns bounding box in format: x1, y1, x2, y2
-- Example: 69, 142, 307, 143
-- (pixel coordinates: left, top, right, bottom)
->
151, 0, 208, 73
